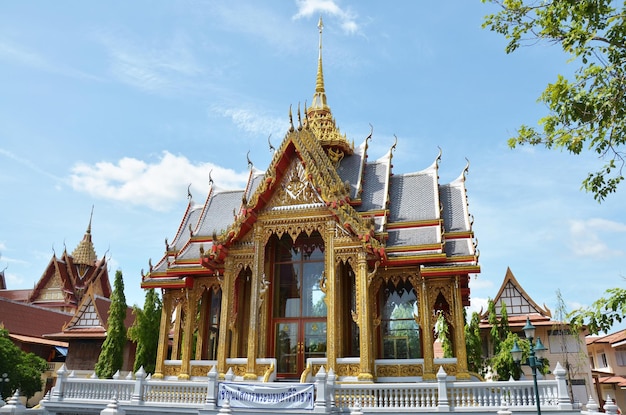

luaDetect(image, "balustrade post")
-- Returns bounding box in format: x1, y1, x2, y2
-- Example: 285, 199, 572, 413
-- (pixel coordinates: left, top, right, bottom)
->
51, 364, 68, 401
586, 396, 601, 414
553, 362, 573, 410
436, 366, 450, 412
0, 390, 26, 414
224, 368, 235, 381
604, 396, 619, 415
314, 366, 328, 413
327, 368, 336, 409
204, 366, 218, 410
131, 366, 146, 405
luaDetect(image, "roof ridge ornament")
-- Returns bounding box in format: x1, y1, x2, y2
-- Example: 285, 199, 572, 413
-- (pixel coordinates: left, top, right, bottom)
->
267, 134, 275, 153
463, 157, 470, 179
247, 150, 253, 170
366, 123, 373, 144
289, 104, 294, 132
208, 169, 214, 187
297, 102, 303, 130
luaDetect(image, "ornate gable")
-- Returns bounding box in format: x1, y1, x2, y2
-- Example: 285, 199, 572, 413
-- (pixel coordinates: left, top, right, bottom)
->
64, 294, 105, 331
268, 158, 324, 209
487, 267, 551, 318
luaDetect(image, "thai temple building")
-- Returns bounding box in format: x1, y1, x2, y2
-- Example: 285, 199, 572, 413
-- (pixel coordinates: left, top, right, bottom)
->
140, 18, 480, 384
0, 209, 111, 314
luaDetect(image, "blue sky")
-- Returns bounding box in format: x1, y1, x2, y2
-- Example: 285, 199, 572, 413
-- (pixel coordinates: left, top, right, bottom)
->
1, 1, 625, 329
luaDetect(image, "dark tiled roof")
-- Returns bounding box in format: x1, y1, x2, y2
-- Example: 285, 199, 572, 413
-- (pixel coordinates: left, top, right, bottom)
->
440, 177, 470, 233
197, 190, 245, 236
387, 227, 440, 248
0, 297, 72, 338
389, 169, 438, 222
337, 141, 366, 199
0, 289, 32, 302
357, 159, 389, 212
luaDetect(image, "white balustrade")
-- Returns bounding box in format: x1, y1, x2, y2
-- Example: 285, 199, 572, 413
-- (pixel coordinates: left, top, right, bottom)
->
143, 381, 207, 405
63, 379, 134, 402
43, 363, 575, 414
334, 382, 439, 409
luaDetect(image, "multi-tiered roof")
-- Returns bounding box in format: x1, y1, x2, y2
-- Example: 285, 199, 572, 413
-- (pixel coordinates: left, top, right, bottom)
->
142, 19, 479, 305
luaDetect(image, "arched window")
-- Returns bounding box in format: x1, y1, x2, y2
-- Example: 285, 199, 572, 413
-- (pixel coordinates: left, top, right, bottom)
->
379, 279, 422, 359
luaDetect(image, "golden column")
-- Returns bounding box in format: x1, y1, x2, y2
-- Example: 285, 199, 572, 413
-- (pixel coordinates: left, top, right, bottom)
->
195, 289, 209, 360
421, 277, 436, 380
324, 220, 337, 372
171, 301, 183, 361
356, 251, 374, 381
217, 261, 234, 376
244, 230, 264, 380
452, 275, 470, 380
179, 286, 198, 380
153, 290, 172, 379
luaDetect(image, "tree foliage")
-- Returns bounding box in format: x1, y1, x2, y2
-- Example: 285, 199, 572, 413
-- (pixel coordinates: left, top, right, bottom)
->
128, 288, 162, 374
569, 287, 626, 334
487, 298, 512, 354
490, 332, 525, 380
95, 269, 128, 378
0, 329, 47, 400
435, 311, 453, 358
483, 0, 626, 201
464, 310, 485, 375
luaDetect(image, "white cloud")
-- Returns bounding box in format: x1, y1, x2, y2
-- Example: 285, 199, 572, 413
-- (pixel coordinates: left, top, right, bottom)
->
70, 151, 249, 211
211, 105, 288, 137
293, 0, 359, 35
568, 218, 626, 258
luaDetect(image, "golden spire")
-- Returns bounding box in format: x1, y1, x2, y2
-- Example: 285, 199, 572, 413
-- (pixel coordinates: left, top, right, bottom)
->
306, 16, 353, 158
311, 16, 327, 110
72, 206, 97, 266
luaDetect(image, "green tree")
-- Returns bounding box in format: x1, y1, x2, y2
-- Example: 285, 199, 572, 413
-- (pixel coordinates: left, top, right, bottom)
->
0, 329, 47, 401
569, 286, 626, 334
483, 0, 626, 201
16, 352, 47, 400
128, 288, 162, 374
95, 269, 128, 378
487, 298, 511, 354
464, 310, 485, 375
490, 332, 524, 380
435, 311, 453, 358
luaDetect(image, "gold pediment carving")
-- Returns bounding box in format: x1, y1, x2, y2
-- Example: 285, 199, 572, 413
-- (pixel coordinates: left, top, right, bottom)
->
269, 159, 322, 208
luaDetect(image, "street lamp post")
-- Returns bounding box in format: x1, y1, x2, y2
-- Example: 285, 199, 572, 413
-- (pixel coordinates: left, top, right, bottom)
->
0, 372, 9, 403
511, 317, 547, 415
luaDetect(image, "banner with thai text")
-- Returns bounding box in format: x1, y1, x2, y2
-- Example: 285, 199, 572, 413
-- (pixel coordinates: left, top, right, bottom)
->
218, 382, 315, 410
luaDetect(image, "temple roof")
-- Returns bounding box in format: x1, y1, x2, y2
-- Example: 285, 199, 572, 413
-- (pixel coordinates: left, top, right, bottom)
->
28, 213, 111, 310
0, 296, 72, 338
141, 22, 480, 298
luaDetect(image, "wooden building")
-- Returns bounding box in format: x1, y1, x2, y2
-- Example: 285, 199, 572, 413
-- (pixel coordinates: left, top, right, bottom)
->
141, 19, 480, 383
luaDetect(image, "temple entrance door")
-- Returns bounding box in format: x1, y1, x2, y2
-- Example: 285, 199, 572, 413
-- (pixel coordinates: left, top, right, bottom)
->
270, 232, 327, 380
274, 319, 327, 379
